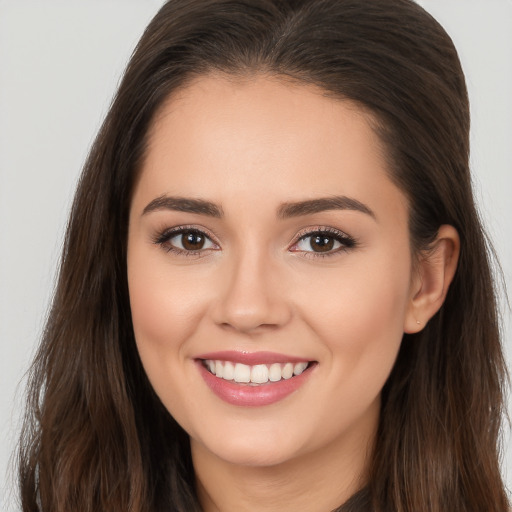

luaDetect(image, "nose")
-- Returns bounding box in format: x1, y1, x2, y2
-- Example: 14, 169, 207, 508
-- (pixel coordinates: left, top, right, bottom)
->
211, 248, 292, 334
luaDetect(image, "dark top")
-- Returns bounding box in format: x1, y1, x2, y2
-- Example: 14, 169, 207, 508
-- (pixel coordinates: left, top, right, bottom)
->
334, 487, 372, 512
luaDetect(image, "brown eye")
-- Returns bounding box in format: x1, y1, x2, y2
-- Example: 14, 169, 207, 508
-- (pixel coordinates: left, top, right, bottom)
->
181, 231, 205, 250
158, 228, 217, 253
309, 235, 335, 252
291, 229, 356, 256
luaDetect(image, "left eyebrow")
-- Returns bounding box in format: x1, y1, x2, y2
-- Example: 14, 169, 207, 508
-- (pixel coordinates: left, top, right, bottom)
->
277, 196, 376, 220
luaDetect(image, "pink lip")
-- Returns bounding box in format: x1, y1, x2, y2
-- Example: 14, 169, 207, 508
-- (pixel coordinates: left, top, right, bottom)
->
196, 359, 316, 407
195, 350, 310, 365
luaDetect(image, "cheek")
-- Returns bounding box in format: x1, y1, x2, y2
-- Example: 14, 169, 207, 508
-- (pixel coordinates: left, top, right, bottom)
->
289, 256, 411, 442
298, 251, 411, 381
127, 245, 207, 369
127, 248, 209, 430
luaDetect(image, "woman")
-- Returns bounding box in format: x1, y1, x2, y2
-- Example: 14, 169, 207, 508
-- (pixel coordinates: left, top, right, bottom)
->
17, 0, 509, 510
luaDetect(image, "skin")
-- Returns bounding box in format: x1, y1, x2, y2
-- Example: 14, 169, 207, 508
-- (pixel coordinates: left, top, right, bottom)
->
127, 75, 459, 512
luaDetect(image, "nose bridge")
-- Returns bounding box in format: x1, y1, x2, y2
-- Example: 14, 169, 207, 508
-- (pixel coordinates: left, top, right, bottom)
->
213, 241, 291, 333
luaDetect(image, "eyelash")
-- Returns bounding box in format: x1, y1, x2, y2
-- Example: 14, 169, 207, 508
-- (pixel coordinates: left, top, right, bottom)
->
152, 225, 220, 256
291, 227, 357, 258
152, 225, 357, 258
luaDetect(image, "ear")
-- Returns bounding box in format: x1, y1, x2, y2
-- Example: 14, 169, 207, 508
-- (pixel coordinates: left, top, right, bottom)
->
404, 225, 460, 333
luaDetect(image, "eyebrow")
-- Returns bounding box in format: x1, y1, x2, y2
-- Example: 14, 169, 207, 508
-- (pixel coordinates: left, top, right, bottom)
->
141, 194, 375, 220
277, 196, 376, 220
142, 195, 223, 217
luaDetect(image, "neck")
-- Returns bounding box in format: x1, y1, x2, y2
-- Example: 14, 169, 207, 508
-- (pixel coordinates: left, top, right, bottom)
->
191, 412, 376, 512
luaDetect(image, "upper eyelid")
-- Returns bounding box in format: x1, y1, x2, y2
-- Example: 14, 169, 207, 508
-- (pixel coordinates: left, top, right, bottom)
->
294, 226, 354, 241
154, 224, 220, 244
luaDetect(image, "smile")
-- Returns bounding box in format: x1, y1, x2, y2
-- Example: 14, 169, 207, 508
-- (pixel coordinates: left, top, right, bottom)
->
203, 360, 309, 384
196, 352, 316, 407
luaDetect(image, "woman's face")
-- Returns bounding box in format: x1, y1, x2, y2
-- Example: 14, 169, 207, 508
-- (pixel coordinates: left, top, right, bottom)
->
127, 75, 418, 469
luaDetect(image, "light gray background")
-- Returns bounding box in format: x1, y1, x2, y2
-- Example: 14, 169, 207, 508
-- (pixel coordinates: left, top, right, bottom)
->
1, 1, 511, 509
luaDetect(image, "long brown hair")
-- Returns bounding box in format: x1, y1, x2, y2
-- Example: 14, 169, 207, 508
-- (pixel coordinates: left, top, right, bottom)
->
18, 1, 509, 510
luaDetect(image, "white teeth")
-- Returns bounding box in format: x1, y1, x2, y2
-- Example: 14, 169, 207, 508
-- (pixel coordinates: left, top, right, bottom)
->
282, 362, 293, 379
233, 363, 251, 383
251, 364, 269, 384
215, 360, 223, 379
269, 363, 282, 382
204, 359, 310, 384
293, 362, 308, 375
223, 361, 235, 380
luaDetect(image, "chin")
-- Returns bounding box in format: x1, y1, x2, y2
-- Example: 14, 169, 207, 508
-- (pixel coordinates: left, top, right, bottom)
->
192, 429, 307, 468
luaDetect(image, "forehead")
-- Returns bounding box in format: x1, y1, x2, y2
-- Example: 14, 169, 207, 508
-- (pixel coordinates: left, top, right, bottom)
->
135, 74, 407, 222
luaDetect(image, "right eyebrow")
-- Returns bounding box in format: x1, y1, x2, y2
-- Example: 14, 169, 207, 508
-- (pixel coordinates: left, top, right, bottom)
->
141, 195, 224, 218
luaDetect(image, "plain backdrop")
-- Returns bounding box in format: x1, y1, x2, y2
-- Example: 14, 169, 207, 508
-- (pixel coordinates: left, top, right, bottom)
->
1, 1, 511, 509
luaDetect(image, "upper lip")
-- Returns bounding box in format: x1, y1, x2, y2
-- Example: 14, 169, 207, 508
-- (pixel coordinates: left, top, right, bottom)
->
195, 351, 313, 365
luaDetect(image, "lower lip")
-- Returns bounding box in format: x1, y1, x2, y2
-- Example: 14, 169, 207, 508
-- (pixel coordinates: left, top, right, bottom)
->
197, 362, 314, 407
